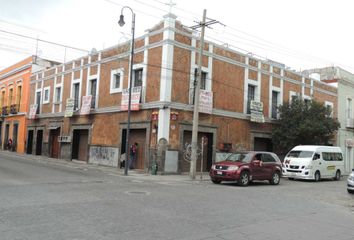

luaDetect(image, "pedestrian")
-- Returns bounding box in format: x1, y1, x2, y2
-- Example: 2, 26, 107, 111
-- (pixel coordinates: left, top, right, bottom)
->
129, 142, 138, 169
7, 138, 12, 151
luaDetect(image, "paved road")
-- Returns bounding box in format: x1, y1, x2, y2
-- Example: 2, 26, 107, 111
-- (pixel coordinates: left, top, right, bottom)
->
1, 151, 354, 240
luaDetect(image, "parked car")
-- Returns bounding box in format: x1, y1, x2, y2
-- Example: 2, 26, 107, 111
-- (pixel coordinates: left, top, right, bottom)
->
282, 145, 344, 181
348, 169, 354, 194
209, 151, 282, 186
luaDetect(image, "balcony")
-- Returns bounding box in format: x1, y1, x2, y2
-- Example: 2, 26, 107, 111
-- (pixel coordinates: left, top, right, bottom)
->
10, 104, 19, 114
2, 106, 9, 116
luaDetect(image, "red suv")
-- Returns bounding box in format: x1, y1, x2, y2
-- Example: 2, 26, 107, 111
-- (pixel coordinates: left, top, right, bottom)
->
209, 151, 282, 186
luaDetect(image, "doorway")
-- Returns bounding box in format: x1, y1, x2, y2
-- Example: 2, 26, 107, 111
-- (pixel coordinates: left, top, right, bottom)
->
12, 123, 18, 152
27, 130, 34, 154
72, 129, 89, 161
181, 131, 213, 173
50, 128, 60, 158
121, 129, 146, 170
254, 137, 273, 151
35, 130, 43, 155
4, 124, 9, 150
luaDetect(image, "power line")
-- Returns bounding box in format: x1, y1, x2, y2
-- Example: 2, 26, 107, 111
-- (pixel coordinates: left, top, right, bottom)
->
0, 29, 89, 53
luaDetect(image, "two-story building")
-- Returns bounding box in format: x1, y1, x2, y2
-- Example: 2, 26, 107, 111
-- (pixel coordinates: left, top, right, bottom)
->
304, 67, 354, 174
26, 14, 338, 173
0, 56, 56, 153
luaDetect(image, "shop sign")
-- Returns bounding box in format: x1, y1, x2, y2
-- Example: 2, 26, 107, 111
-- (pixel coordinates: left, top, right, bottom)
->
151, 111, 159, 121
170, 111, 178, 121
58, 136, 71, 143
345, 139, 354, 147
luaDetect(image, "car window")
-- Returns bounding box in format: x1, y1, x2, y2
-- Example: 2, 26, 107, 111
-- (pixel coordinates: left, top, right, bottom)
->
262, 153, 276, 163
226, 153, 252, 163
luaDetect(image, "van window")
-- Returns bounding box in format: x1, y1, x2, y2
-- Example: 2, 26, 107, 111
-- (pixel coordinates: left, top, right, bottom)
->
287, 151, 314, 158
323, 152, 343, 161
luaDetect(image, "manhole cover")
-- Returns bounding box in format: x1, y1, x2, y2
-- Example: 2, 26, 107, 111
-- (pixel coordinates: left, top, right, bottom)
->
124, 191, 150, 196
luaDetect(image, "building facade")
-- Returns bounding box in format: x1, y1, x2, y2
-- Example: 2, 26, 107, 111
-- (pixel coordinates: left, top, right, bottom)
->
0, 56, 56, 153
26, 14, 338, 173
304, 67, 354, 174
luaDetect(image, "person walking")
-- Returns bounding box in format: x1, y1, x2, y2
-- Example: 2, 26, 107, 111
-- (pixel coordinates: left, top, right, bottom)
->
129, 142, 138, 169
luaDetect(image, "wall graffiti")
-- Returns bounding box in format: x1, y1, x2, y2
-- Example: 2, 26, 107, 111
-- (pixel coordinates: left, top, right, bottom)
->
89, 146, 119, 167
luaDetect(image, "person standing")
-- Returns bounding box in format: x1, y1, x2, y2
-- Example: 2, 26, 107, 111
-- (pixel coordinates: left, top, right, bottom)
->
129, 142, 138, 169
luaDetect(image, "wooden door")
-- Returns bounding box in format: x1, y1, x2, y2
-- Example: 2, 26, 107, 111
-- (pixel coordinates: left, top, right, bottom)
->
50, 128, 60, 158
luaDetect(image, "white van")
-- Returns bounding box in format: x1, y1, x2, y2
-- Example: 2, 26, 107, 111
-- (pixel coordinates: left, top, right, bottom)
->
282, 145, 344, 181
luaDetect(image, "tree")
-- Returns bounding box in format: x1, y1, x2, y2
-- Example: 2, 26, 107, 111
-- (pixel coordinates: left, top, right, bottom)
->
272, 97, 340, 155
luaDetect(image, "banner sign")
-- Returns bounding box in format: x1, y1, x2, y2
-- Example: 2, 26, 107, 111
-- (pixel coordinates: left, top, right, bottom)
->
80, 95, 92, 115
199, 90, 213, 114
64, 98, 75, 117
250, 100, 265, 123
29, 104, 38, 119
121, 86, 141, 111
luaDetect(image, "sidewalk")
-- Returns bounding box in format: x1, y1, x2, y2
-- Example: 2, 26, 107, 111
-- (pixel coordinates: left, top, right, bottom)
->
0, 150, 211, 183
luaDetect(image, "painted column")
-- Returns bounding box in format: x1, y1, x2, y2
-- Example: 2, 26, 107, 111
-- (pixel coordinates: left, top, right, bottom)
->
158, 14, 176, 142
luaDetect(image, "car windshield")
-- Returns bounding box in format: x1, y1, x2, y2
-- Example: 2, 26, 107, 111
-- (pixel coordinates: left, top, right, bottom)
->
224, 152, 252, 163
286, 150, 314, 158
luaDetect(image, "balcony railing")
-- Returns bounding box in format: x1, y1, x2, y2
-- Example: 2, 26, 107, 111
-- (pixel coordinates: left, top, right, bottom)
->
10, 104, 19, 114
2, 106, 9, 116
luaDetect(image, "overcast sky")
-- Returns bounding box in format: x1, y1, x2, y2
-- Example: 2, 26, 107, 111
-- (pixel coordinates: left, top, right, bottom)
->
0, 0, 353, 73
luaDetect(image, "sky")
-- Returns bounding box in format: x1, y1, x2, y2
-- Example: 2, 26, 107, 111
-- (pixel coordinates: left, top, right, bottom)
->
0, 0, 353, 73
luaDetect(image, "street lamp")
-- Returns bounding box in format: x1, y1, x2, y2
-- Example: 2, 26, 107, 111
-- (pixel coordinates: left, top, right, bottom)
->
119, 6, 135, 176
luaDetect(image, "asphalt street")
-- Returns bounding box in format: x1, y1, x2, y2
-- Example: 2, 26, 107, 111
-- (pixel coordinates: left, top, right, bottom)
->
0, 150, 354, 240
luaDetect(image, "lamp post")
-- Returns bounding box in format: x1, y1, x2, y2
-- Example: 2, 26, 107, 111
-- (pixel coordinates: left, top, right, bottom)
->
119, 6, 135, 176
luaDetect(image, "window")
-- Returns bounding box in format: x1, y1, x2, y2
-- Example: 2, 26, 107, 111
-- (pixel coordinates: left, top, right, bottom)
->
43, 87, 50, 104
262, 154, 276, 163
89, 79, 97, 108
110, 69, 123, 93
271, 91, 279, 119
73, 83, 80, 110
133, 68, 143, 87
1, 91, 5, 108
247, 85, 255, 114
54, 86, 62, 103
194, 69, 207, 90
16, 85, 22, 111
35, 91, 41, 114
9, 88, 13, 105
347, 98, 352, 118
325, 101, 333, 117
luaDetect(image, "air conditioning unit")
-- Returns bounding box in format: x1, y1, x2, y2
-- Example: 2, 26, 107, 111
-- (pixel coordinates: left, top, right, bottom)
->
346, 118, 354, 128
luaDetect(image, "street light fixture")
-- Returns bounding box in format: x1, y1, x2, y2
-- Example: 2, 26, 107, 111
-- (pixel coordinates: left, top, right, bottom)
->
119, 6, 135, 176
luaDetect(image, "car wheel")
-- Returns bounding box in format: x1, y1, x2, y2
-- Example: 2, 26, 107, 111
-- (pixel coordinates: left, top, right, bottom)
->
348, 189, 354, 194
211, 179, 221, 184
270, 171, 280, 185
288, 177, 294, 180
333, 170, 341, 181
238, 171, 250, 187
314, 171, 321, 182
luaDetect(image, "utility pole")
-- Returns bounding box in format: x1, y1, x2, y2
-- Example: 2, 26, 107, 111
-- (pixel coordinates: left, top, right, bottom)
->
189, 10, 220, 179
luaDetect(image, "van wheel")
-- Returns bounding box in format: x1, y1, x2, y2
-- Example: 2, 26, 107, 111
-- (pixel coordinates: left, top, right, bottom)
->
334, 170, 341, 181
348, 189, 354, 194
238, 171, 250, 187
270, 172, 281, 185
314, 171, 321, 182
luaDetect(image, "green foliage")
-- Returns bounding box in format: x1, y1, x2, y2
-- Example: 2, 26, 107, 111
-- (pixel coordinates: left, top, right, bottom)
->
272, 97, 340, 155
